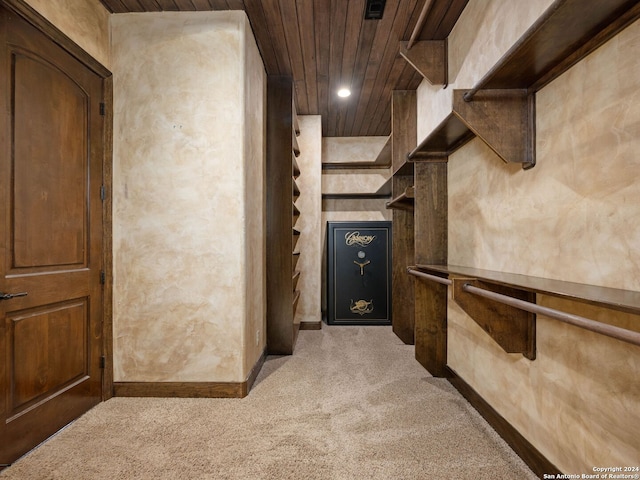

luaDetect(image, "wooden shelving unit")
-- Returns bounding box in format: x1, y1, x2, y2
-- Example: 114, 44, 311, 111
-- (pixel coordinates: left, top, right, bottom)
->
389, 90, 417, 345
412, 264, 640, 359
407, 0, 640, 169
403, 0, 640, 376
321, 135, 392, 200
266, 75, 301, 355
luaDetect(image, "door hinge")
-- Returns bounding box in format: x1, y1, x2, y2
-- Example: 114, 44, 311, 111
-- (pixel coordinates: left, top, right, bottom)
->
99, 102, 106, 116
100, 270, 106, 285
100, 185, 106, 201
100, 355, 106, 369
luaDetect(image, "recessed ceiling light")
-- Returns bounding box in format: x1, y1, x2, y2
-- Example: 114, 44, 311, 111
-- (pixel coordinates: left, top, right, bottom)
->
337, 88, 351, 98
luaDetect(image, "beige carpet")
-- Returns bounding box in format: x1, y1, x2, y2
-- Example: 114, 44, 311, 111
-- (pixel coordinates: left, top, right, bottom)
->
1, 325, 536, 479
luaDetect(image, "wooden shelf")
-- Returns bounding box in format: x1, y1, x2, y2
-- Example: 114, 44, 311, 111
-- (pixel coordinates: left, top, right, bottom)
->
293, 289, 300, 312
292, 154, 300, 178
267, 75, 301, 355
321, 193, 391, 200
375, 135, 391, 166
415, 264, 640, 316
322, 136, 392, 170
467, 0, 640, 95
292, 228, 300, 250
293, 110, 300, 136
409, 89, 533, 167
293, 133, 300, 157
413, 264, 640, 359
408, 111, 474, 161
292, 180, 300, 200
408, 0, 640, 169
322, 162, 390, 170
386, 185, 415, 211
376, 178, 392, 197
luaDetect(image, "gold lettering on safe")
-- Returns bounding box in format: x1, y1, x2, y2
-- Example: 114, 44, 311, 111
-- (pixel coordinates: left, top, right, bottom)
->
345, 231, 376, 247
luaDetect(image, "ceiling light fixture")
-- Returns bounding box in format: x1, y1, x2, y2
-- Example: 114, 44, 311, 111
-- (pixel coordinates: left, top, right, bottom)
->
337, 88, 351, 98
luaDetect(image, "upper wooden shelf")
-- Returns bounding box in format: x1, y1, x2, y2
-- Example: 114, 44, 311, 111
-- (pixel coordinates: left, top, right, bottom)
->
467, 0, 640, 95
408, 0, 640, 169
415, 264, 640, 316
322, 136, 391, 170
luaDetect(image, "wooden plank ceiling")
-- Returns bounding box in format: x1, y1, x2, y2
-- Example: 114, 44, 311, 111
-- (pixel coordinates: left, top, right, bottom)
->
99, 0, 468, 137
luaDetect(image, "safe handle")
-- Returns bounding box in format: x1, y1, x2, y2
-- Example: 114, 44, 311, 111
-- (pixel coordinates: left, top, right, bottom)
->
0, 291, 28, 300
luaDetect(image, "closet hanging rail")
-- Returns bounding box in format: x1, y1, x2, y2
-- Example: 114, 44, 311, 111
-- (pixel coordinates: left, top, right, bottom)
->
462, 283, 640, 348
406, 0, 436, 50
407, 267, 452, 286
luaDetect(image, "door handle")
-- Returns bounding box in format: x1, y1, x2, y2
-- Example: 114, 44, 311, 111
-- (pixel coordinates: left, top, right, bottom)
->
0, 291, 28, 300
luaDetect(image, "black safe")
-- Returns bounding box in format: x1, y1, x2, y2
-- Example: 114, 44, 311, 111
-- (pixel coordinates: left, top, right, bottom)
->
326, 221, 392, 325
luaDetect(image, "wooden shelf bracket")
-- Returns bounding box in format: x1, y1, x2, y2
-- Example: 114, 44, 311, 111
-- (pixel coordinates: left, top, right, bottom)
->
453, 89, 535, 169
452, 277, 536, 360
407, 89, 535, 169
399, 40, 447, 87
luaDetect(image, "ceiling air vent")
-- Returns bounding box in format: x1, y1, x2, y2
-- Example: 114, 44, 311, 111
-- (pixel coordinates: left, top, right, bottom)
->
364, 0, 386, 20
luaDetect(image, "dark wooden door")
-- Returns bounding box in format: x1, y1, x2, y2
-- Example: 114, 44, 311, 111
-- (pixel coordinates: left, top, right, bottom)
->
0, 6, 104, 465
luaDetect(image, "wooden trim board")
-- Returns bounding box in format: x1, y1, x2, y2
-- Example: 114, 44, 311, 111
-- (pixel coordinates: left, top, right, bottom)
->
114, 349, 267, 399
446, 367, 560, 477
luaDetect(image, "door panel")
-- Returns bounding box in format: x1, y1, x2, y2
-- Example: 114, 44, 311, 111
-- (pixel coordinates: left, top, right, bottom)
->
9, 299, 88, 417
0, 6, 104, 465
13, 52, 88, 269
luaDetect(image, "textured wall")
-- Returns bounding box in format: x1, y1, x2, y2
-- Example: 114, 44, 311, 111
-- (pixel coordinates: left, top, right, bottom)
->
241, 16, 267, 377
296, 116, 323, 325
112, 11, 263, 383
322, 136, 388, 163
25, 0, 111, 69
322, 169, 390, 196
416, 0, 640, 472
321, 135, 391, 197
321, 136, 392, 240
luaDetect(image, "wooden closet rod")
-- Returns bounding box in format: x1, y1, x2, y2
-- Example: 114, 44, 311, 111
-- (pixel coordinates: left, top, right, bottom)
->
407, 267, 452, 286
407, 0, 435, 50
463, 283, 640, 348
